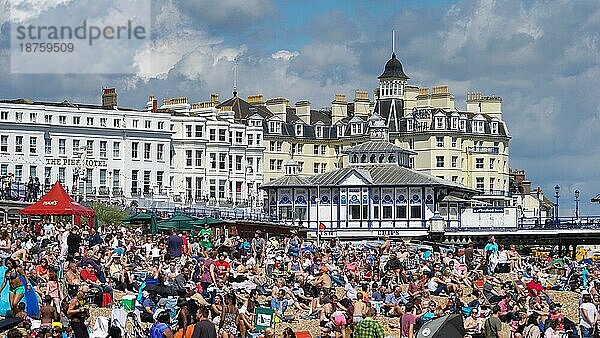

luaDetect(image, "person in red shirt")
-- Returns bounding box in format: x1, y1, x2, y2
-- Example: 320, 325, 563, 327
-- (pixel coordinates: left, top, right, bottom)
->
80, 265, 99, 284
214, 254, 230, 280
34, 258, 50, 282
80, 265, 113, 301
181, 231, 190, 256
526, 275, 551, 305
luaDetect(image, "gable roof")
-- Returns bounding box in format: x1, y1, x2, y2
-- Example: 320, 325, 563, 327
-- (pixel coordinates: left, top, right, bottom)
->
20, 181, 95, 216
217, 95, 273, 122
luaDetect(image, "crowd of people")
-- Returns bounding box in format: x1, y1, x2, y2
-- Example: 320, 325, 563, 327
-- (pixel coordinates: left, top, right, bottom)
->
0, 218, 596, 338
0, 174, 40, 202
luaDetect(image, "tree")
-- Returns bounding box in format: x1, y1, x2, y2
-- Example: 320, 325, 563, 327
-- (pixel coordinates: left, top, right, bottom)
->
90, 202, 128, 227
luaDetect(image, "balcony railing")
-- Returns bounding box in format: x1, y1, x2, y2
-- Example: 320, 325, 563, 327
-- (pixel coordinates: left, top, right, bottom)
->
467, 146, 499, 154
475, 189, 512, 197
131, 188, 142, 197
98, 186, 109, 196
113, 187, 123, 197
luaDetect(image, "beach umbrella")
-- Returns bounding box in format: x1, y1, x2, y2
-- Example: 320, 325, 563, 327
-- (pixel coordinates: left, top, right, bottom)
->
417, 314, 464, 338
157, 214, 199, 231
0, 318, 23, 332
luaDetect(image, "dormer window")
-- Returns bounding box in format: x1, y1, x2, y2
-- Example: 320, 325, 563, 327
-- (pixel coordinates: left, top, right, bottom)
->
315, 125, 323, 138
269, 121, 281, 133
407, 119, 413, 132
337, 125, 344, 137
472, 119, 485, 133
491, 121, 498, 134
295, 124, 303, 136
451, 117, 458, 130
459, 119, 466, 131
435, 117, 445, 130
351, 123, 362, 135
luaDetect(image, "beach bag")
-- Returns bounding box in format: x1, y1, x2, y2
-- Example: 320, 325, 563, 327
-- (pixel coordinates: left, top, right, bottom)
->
102, 292, 113, 307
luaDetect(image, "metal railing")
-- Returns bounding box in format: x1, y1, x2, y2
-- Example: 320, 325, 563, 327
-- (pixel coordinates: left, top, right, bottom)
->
0, 182, 46, 202
467, 146, 499, 154
445, 216, 600, 232
476, 189, 512, 197
148, 206, 275, 223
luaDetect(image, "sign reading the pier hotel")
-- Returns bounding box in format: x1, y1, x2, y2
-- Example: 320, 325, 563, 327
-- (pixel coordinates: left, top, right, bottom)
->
45, 158, 108, 167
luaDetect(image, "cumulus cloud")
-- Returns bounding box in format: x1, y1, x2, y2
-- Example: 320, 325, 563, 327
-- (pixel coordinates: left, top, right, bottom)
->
271, 50, 298, 61
1, 0, 74, 24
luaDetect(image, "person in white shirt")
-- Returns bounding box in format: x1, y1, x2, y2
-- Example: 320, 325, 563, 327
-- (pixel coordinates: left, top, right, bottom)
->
497, 244, 509, 273
151, 244, 161, 261
60, 226, 69, 258
43, 222, 55, 237
142, 237, 153, 258
579, 292, 598, 338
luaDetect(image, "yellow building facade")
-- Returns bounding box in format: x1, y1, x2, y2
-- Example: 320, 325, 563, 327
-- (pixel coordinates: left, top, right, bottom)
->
219, 53, 511, 206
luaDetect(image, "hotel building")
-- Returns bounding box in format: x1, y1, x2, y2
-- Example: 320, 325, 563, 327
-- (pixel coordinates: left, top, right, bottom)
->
252, 52, 511, 207
0, 89, 172, 202
159, 94, 265, 208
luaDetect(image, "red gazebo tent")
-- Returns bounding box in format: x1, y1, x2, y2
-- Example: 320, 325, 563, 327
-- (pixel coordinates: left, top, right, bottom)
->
19, 181, 95, 226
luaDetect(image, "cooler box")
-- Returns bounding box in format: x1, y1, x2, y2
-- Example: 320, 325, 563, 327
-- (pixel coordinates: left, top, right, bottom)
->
121, 295, 136, 311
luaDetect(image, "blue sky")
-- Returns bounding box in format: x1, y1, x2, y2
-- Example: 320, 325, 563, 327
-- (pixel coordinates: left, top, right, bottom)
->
0, 0, 599, 215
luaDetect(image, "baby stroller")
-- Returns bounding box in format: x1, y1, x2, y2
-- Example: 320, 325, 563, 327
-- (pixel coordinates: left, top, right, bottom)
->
552, 262, 583, 291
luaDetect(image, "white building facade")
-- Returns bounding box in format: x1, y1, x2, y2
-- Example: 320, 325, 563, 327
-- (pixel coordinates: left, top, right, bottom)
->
0, 90, 172, 203
161, 95, 265, 209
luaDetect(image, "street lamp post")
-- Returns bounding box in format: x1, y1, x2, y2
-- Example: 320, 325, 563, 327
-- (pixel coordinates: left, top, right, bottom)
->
554, 185, 560, 225
536, 188, 541, 226
316, 185, 321, 248
575, 189, 580, 220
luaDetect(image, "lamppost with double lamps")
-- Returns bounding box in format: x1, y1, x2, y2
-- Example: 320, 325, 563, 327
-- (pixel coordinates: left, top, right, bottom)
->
575, 189, 580, 220
554, 185, 560, 225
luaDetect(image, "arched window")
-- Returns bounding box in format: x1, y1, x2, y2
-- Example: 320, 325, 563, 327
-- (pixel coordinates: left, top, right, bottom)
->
352, 154, 358, 163
388, 154, 395, 163
370, 154, 376, 163
361, 154, 367, 163
379, 154, 385, 163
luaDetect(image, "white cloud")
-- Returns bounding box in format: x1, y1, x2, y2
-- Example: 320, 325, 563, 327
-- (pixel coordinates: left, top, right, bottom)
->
1, 0, 74, 24
271, 50, 298, 61
133, 29, 222, 81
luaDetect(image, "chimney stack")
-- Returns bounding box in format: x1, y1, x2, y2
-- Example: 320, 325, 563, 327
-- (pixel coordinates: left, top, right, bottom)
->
295, 100, 311, 124
331, 93, 347, 124
247, 94, 265, 106
522, 180, 532, 194
102, 88, 117, 109
353, 90, 370, 118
